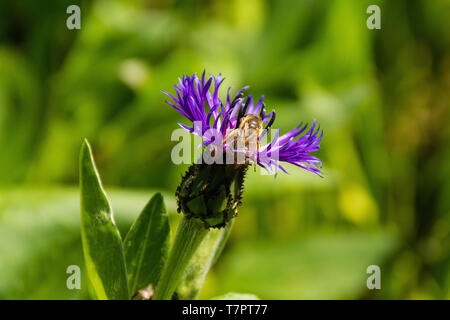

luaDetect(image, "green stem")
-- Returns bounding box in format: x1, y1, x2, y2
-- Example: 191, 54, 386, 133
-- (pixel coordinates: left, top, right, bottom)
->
177, 219, 234, 299
154, 217, 209, 300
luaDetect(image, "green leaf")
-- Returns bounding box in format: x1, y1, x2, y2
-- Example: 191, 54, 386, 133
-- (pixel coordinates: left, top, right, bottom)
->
0, 187, 176, 299
123, 192, 170, 297
211, 293, 259, 300
79, 139, 129, 300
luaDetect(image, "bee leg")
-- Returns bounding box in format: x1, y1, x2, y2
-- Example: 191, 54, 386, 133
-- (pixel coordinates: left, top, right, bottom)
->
223, 129, 239, 145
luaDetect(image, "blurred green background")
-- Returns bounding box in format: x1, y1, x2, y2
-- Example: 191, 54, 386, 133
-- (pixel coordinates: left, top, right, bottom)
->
0, 0, 449, 299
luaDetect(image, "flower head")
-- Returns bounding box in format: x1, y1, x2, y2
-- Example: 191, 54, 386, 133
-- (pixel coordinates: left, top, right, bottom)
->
164, 71, 323, 176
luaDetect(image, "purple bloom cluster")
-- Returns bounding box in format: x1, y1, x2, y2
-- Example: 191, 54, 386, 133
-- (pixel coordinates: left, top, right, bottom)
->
163, 71, 323, 176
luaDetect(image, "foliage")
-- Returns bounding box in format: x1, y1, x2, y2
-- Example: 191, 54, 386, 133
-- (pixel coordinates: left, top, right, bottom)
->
0, 0, 449, 299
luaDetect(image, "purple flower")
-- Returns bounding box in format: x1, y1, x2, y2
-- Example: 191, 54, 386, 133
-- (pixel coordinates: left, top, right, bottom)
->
163, 71, 323, 176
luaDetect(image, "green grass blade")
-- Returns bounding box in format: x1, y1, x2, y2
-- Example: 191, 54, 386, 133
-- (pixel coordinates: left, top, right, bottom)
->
79, 139, 129, 300
124, 192, 170, 298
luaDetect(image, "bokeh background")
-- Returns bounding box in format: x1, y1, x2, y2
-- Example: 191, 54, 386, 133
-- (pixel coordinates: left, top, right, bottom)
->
0, 0, 449, 299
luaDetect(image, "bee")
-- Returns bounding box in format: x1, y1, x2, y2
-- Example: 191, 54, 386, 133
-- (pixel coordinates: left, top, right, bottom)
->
223, 114, 264, 167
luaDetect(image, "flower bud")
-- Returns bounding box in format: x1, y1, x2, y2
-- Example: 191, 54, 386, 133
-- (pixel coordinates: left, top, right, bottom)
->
176, 164, 247, 228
